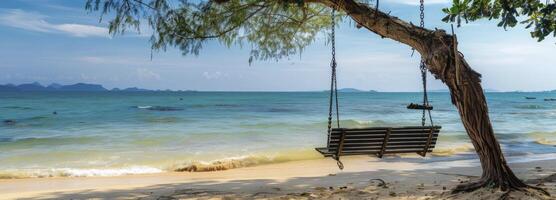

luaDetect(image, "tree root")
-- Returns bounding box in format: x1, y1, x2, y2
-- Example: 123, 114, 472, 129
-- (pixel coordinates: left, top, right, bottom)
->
451, 179, 488, 194
525, 184, 550, 196
451, 178, 551, 199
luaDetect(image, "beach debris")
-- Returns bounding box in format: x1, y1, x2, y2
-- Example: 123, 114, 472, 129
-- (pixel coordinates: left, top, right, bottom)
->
435, 172, 478, 178
417, 183, 425, 190
314, 187, 327, 191
389, 191, 397, 197
328, 173, 336, 176
369, 178, 387, 188
272, 187, 281, 191
535, 166, 543, 172
442, 186, 446, 190
156, 195, 176, 200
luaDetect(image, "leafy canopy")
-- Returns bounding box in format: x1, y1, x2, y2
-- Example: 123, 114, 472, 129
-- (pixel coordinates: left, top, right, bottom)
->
86, 0, 340, 63
443, 0, 556, 41
86, 0, 556, 62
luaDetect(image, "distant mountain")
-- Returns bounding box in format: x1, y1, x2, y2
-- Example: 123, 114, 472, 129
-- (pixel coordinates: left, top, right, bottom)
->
0, 83, 107, 92
0, 84, 18, 91
18, 82, 47, 91
339, 88, 363, 92
59, 83, 107, 91
47, 83, 62, 90
122, 87, 151, 92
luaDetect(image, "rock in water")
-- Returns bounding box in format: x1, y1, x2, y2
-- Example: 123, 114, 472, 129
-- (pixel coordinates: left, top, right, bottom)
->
3, 119, 16, 125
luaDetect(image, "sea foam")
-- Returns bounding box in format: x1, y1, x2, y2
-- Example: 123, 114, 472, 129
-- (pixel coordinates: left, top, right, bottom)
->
0, 166, 164, 179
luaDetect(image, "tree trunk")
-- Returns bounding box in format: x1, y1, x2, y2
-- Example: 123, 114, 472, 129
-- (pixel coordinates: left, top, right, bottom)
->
311, 0, 544, 193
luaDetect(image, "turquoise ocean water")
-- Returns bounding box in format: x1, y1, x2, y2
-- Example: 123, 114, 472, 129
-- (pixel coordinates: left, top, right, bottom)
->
1, 91, 556, 178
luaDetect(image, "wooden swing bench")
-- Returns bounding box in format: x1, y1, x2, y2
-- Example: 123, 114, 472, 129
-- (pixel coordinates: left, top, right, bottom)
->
316, 5, 442, 169
315, 126, 442, 158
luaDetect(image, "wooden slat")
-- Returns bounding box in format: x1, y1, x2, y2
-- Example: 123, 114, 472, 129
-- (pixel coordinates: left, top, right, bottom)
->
331, 129, 440, 135
321, 144, 438, 151
336, 146, 436, 151
329, 137, 438, 143
332, 127, 441, 132
330, 135, 438, 143
317, 149, 436, 155
330, 133, 438, 140
316, 148, 435, 157
331, 126, 441, 131
329, 142, 436, 148
330, 135, 439, 140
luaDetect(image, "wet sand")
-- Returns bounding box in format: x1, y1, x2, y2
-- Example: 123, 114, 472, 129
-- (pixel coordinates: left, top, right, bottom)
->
1, 156, 555, 199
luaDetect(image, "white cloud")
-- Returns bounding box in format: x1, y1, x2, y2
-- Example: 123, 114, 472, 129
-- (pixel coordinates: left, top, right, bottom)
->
54, 24, 108, 37
0, 9, 109, 37
389, 0, 450, 5
136, 68, 161, 80
202, 71, 228, 80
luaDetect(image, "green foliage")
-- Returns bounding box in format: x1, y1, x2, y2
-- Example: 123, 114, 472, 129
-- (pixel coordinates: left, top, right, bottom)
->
442, 0, 556, 41
86, 0, 339, 63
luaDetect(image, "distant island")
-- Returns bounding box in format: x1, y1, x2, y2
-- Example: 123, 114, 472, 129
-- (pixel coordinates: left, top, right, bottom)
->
0, 82, 167, 92
324, 88, 378, 93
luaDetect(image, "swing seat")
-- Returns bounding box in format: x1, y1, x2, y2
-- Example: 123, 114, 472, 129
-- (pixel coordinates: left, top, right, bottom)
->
315, 126, 441, 158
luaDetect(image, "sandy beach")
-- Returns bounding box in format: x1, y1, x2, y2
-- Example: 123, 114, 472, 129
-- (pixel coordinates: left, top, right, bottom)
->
1, 156, 555, 200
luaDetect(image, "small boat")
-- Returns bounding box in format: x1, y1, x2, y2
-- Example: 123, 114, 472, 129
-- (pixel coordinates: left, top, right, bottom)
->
525, 97, 536, 100
407, 103, 433, 110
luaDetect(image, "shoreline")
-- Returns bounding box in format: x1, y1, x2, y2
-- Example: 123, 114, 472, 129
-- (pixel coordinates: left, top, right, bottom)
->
2, 156, 555, 199
2, 150, 556, 179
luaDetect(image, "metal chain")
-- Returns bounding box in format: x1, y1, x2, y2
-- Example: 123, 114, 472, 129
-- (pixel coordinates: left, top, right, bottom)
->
333, 8, 340, 130
327, 8, 340, 143
420, 0, 425, 28
420, 63, 427, 126
419, 0, 429, 126
327, 7, 344, 170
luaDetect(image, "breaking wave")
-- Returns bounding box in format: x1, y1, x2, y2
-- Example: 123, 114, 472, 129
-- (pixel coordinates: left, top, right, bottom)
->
529, 131, 556, 146
431, 143, 475, 157
135, 105, 184, 111
0, 166, 163, 179
173, 149, 322, 172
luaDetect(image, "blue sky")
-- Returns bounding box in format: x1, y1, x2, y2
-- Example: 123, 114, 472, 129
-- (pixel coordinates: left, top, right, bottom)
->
0, 0, 555, 91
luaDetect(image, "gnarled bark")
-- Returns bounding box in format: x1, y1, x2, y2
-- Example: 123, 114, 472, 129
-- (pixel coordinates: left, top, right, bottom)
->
311, 0, 548, 194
